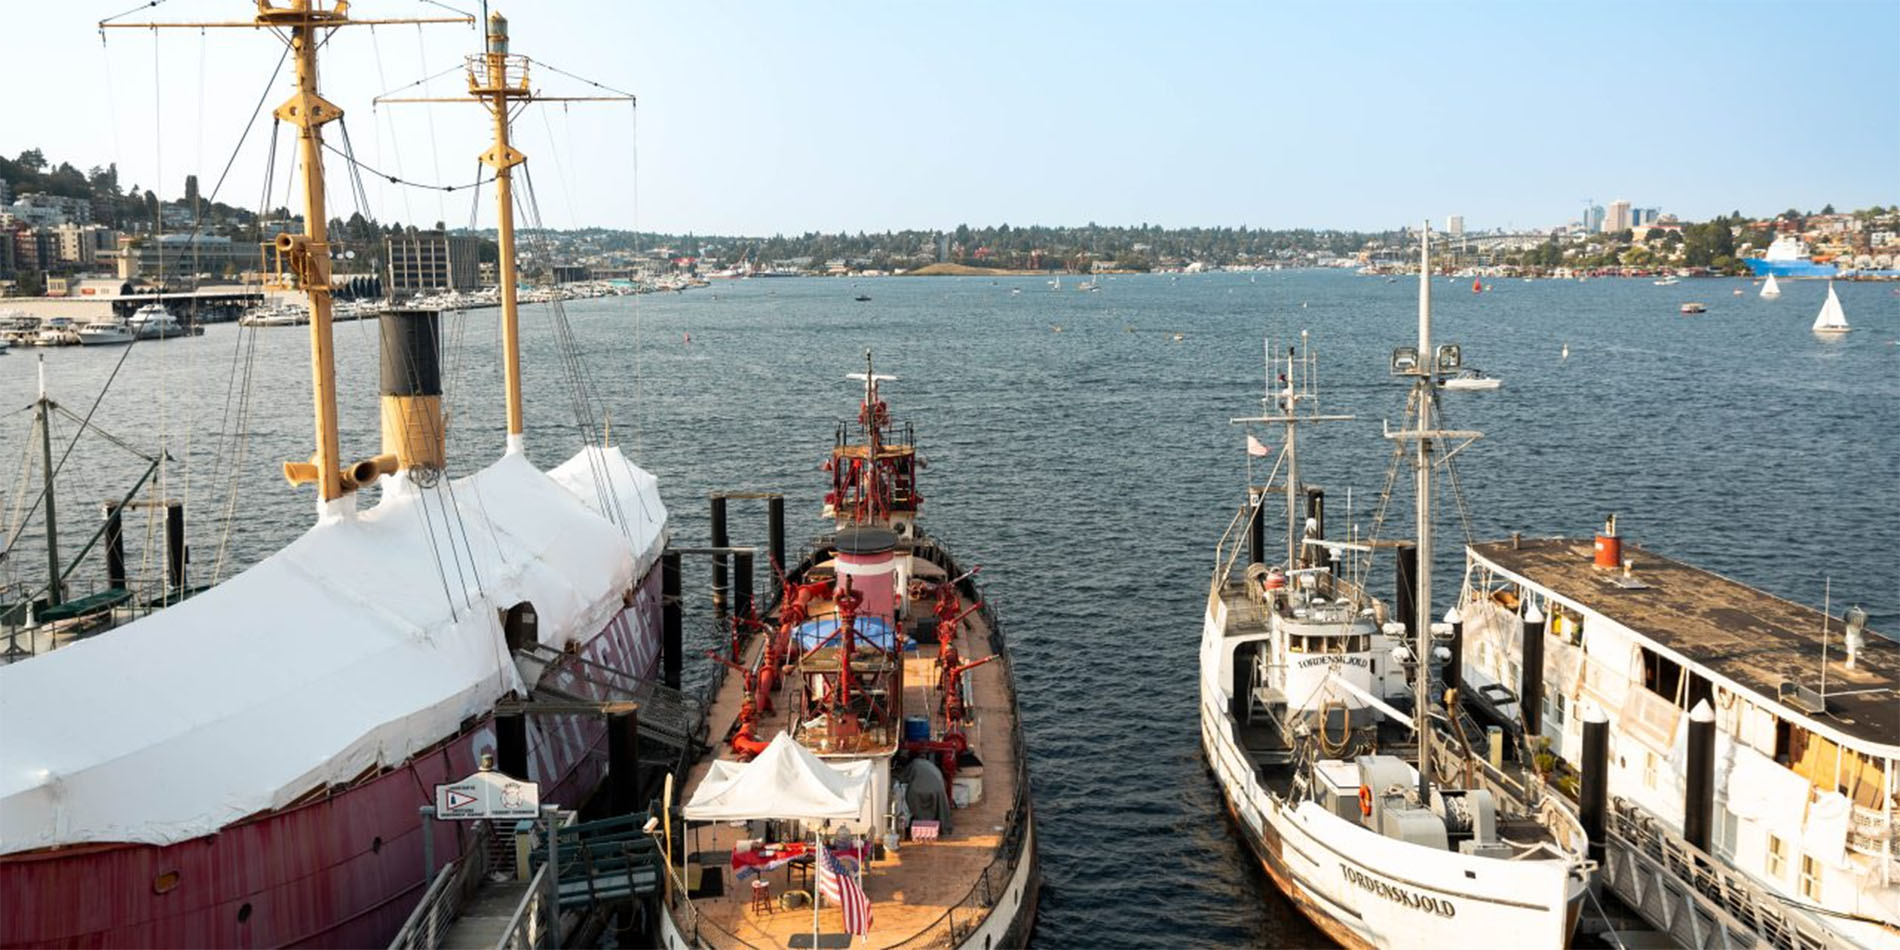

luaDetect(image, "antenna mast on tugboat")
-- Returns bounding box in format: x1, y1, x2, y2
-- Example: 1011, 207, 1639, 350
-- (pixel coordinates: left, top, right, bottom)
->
378, 11, 635, 457
1231, 334, 1353, 572
103, 2, 471, 516
1386, 222, 1484, 799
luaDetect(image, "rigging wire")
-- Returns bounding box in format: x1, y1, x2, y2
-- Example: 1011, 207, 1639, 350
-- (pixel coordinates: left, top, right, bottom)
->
98, 0, 172, 27
414, 22, 450, 227
319, 139, 495, 193
526, 57, 638, 99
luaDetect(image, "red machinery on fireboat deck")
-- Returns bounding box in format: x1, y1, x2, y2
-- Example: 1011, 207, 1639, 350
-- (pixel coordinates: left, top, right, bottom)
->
658, 353, 1038, 950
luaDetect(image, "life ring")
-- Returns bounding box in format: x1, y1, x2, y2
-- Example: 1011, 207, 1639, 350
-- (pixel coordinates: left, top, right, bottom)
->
1358, 785, 1373, 817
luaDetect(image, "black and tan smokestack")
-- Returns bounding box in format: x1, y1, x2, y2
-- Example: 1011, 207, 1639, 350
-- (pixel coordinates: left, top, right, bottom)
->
379, 309, 445, 475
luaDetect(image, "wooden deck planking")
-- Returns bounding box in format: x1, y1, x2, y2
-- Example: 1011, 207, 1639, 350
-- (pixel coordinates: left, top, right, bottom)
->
677, 551, 1019, 948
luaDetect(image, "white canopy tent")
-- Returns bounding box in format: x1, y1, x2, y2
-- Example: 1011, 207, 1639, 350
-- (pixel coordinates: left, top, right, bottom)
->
682, 733, 873, 824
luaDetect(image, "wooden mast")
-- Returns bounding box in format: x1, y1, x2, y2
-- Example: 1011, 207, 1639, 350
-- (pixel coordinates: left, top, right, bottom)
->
103, 3, 471, 516
475, 12, 529, 455
379, 11, 634, 459
273, 0, 346, 505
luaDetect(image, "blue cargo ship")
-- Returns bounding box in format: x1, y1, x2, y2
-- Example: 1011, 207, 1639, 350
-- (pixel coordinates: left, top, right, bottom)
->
1743, 235, 1838, 277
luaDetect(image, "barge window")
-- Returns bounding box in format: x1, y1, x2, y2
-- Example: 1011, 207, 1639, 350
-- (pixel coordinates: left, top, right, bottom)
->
1715, 801, 1738, 860
1766, 834, 1787, 880
1799, 855, 1821, 901
1639, 647, 1684, 705
1542, 692, 1567, 729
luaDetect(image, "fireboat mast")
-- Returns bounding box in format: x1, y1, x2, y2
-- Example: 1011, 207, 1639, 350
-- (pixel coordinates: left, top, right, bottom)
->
104, 2, 470, 516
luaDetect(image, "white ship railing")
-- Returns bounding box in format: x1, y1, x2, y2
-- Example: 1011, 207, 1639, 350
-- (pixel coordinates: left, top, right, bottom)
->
1604, 798, 1857, 950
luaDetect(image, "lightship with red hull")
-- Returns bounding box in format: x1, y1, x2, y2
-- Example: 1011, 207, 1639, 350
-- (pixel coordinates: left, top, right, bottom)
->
0, 5, 667, 947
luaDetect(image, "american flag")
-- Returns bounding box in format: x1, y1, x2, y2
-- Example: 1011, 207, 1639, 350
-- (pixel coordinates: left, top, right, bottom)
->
817, 843, 872, 935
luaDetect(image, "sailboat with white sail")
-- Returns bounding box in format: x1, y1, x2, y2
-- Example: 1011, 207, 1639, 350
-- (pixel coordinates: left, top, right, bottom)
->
1760, 274, 1782, 299
1811, 282, 1850, 335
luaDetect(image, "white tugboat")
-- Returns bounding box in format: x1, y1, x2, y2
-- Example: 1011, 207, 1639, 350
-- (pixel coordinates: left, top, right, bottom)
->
1199, 225, 1591, 947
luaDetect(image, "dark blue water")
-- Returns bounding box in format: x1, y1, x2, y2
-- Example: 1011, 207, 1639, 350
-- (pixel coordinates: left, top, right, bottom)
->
3, 272, 1896, 947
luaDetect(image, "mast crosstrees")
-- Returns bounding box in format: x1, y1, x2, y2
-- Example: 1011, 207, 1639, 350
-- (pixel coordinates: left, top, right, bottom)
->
102, 1, 471, 515
377, 11, 635, 458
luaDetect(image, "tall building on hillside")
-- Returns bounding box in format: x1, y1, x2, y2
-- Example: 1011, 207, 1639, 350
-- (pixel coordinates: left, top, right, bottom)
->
386, 230, 480, 294
1606, 199, 1633, 232
1584, 204, 1606, 233
1447, 215, 1464, 236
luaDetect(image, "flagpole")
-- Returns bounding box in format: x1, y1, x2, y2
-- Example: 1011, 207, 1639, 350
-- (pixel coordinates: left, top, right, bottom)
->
856, 832, 868, 945
812, 826, 822, 947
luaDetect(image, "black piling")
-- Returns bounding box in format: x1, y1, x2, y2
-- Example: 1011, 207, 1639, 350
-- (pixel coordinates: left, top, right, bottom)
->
1395, 543, 1418, 641
1580, 707, 1609, 866
164, 502, 186, 591
1248, 490, 1266, 567
1445, 606, 1464, 697
497, 713, 527, 780
607, 709, 641, 815
1521, 604, 1546, 738
1684, 699, 1716, 853
710, 495, 729, 618
661, 550, 682, 690
102, 502, 126, 590
733, 549, 754, 630
767, 495, 786, 576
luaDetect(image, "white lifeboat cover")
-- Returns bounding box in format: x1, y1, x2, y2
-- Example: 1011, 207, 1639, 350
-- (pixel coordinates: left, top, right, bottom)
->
0, 448, 666, 853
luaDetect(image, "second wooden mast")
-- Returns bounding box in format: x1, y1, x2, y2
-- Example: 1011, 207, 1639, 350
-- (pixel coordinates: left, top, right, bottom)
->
472, 13, 531, 455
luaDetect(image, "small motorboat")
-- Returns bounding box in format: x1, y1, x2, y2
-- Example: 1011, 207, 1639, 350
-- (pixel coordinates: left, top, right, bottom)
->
1654, 276, 1680, 286
1680, 302, 1707, 314
853, 294, 872, 302
1440, 367, 1502, 391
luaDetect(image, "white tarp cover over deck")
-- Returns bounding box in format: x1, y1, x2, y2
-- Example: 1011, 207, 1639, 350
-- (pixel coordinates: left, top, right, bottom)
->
682, 732, 873, 823
0, 447, 666, 854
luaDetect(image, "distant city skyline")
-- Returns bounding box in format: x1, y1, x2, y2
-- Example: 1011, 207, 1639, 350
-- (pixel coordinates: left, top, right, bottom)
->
1, 0, 1896, 236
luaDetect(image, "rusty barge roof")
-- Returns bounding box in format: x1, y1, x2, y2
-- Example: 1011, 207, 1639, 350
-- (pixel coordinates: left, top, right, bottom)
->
1469, 537, 1898, 751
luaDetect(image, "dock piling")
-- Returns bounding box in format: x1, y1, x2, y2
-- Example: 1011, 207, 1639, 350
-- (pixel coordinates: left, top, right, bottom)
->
733, 550, 754, 635
1684, 699, 1715, 853
1581, 706, 1608, 866
164, 502, 186, 591
608, 709, 640, 815
102, 503, 126, 590
767, 495, 785, 575
1395, 544, 1418, 642
661, 550, 682, 690
710, 495, 729, 618
1520, 602, 1546, 739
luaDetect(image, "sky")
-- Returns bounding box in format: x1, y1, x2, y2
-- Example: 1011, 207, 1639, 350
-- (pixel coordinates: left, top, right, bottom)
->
3, 0, 1897, 236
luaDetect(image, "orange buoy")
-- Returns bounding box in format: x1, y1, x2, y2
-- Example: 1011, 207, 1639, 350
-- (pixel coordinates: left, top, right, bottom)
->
1358, 785, 1373, 817
1593, 514, 1622, 569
